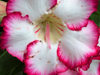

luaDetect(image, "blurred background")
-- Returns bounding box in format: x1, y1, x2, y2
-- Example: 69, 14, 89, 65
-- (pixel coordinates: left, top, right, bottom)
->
0, 0, 100, 75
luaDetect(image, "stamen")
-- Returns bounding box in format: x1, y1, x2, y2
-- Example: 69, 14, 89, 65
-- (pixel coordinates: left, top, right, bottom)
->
45, 24, 51, 49
35, 28, 40, 34
34, 13, 64, 44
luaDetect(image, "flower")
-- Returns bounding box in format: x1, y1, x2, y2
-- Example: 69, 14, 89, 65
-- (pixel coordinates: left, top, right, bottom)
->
58, 57, 100, 75
0, 0, 99, 75
58, 69, 79, 75
79, 55, 100, 75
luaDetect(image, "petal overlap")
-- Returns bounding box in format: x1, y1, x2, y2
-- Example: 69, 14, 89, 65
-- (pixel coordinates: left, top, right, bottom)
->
80, 60, 100, 75
54, 0, 98, 30
57, 20, 99, 68
24, 40, 67, 75
7, 0, 57, 21
58, 69, 79, 75
0, 12, 36, 61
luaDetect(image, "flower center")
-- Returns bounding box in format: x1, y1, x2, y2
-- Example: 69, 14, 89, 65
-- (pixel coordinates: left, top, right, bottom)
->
34, 13, 65, 44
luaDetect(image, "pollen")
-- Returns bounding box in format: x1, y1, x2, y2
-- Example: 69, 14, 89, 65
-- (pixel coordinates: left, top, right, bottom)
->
47, 61, 51, 64
34, 13, 65, 44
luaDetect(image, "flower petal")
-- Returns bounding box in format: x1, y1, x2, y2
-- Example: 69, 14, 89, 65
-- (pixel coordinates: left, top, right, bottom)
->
98, 36, 100, 47
7, 0, 57, 21
80, 59, 92, 71
54, 0, 98, 30
58, 69, 79, 75
24, 40, 67, 75
57, 20, 99, 68
80, 60, 100, 75
0, 12, 36, 61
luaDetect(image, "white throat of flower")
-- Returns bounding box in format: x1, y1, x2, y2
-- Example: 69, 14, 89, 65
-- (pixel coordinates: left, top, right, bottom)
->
33, 12, 65, 47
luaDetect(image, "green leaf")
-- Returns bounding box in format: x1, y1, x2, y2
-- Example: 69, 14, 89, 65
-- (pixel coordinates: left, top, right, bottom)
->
90, 12, 100, 27
90, 0, 100, 27
0, 51, 25, 75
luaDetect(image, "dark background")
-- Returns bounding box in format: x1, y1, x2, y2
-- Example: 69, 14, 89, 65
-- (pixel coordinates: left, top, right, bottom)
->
2, 0, 7, 2
0, 0, 27, 75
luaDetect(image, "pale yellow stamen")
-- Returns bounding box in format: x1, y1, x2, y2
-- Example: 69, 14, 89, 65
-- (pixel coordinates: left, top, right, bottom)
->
34, 13, 65, 44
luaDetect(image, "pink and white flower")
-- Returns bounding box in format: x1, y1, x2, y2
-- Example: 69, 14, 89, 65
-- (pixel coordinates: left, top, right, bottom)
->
58, 69, 79, 75
24, 40, 67, 75
0, 0, 99, 75
79, 35, 100, 75
79, 56, 100, 75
